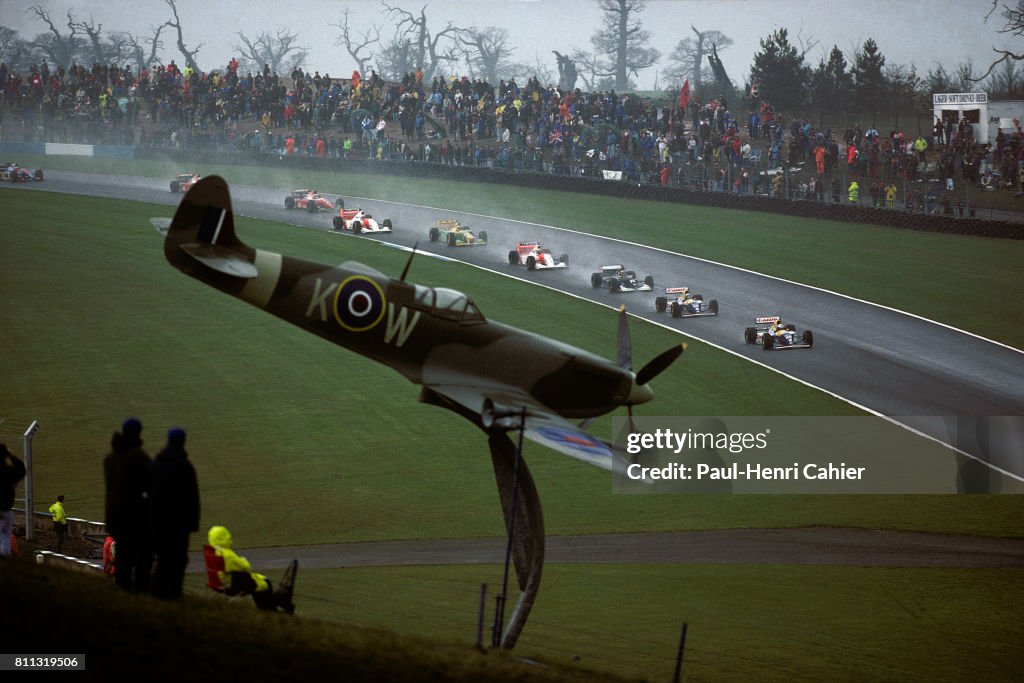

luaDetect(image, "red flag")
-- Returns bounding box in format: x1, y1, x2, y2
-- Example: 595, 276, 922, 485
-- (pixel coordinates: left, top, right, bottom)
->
679, 80, 691, 109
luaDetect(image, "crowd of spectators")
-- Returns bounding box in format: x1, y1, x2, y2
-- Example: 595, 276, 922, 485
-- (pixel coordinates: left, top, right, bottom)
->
3, 55, 1024, 212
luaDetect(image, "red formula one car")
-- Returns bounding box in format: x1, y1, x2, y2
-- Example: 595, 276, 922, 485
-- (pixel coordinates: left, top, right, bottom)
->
507, 241, 569, 270
2, 162, 44, 182
170, 173, 201, 193
284, 189, 336, 212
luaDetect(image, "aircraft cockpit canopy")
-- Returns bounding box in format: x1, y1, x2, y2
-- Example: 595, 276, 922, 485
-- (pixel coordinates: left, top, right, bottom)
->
413, 284, 485, 323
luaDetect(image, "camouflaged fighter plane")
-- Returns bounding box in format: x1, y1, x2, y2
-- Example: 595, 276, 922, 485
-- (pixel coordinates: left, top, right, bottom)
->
156, 175, 683, 648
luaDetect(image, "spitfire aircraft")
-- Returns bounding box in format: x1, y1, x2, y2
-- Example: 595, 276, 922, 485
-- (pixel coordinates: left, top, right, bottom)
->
157, 176, 683, 648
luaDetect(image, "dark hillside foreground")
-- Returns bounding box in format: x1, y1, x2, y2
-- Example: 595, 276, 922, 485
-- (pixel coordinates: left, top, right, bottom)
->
1, 559, 630, 683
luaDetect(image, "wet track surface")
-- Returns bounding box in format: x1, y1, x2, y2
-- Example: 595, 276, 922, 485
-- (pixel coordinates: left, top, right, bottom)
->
183, 528, 1024, 572
13, 170, 1024, 482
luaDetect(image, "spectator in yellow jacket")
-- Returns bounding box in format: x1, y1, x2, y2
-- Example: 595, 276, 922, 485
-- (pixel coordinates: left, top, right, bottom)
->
848, 180, 860, 204
49, 495, 68, 553
207, 526, 296, 613
885, 182, 898, 208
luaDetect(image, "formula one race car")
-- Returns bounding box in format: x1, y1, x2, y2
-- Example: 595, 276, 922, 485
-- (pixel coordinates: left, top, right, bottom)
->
170, 173, 201, 193
332, 206, 393, 233
285, 189, 335, 212
429, 219, 488, 246
655, 287, 719, 318
508, 241, 568, 270
744, 316, 814, 350
1, 162, 44, 182
590, 265, 654, 293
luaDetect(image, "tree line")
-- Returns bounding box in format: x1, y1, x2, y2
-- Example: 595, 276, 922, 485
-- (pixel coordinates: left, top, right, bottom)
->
2, 0, 1021, 117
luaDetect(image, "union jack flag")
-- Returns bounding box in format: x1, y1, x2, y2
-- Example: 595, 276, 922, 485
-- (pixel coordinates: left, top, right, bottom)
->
549, 129, 564, 145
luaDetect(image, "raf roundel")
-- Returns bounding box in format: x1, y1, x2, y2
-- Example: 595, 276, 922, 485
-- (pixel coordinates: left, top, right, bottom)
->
332, 275, 387, 332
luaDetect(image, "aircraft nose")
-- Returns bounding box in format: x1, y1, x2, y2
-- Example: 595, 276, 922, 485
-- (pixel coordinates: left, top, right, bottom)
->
627, 378, 654, 405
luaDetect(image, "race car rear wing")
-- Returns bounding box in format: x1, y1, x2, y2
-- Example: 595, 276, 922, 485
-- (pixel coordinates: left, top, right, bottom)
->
665, 287, 688, 294
599, 264, 625, 272
755, 316, 780, 324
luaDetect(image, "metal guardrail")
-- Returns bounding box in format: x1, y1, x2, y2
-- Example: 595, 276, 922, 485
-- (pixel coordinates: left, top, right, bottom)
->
12, 508, 106, 538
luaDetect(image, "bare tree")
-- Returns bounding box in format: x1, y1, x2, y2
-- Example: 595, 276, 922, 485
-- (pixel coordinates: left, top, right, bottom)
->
164, 0, 202, 72
457, 26, 514, 86
27, 6, 84, 69
954, 59, 978, 92
588, 0, 660, 91
121, 23, 171, 74
569, 48, 604, 91
69, 15, 129, 65
793, 26, 820, 61
0, 26, 40, 72
0, 26, 20, 63
235, 29, 308, 76
334, 7, 380, 77
381, 3, 460, 81
976, 0, 1024, 81
665, 27, 732, 92
984, 56, 1021, 97
375, 31, 416, 82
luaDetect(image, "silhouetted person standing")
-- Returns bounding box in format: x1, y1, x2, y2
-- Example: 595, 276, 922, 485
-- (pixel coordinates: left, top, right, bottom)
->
0, 444, 26, 557
149, 428, 200, 599
103, 418, 152, 592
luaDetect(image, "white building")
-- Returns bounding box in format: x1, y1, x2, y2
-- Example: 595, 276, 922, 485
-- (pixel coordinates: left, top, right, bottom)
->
932, 92, 1024, 145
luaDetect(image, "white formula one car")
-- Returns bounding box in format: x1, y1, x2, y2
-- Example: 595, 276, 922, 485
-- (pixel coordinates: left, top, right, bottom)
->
332, 206, 393, 234
508, 241, 568, 270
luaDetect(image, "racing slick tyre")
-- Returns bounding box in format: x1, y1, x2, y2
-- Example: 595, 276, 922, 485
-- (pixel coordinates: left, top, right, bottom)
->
332, 217, 343, 230
560, 254, 569, 266
479, 230, 488, 243
527, 256, 536, 271
508, 251, 518, 265
804, 330, 814, 348
447, 232, 458, 246
336, 197, 345, 209
762, 334, 775, 350
591, 273, 602, 288
307, 201, 317, 213
670, 302, 682, 318
655, 296, 667, 313
709, 299, 719, 315
352, 221, 362, 234
382, 219, 392, 230
284, 196, 295, 209
429, 227, 440, 242
609, 279, 621, 293
34, 169, 44, 181
644, 275, 655, 288
10, 173, 18, 183
170, 181, 179, 193
744, 327, 756, 344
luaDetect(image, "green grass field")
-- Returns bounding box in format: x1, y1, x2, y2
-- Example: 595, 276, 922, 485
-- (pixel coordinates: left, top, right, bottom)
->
3, 185, 1023, 681
252, 563, 1024, 682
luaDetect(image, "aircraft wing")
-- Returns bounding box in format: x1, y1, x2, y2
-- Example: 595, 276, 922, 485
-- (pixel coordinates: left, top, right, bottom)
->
422, 382, 623, 471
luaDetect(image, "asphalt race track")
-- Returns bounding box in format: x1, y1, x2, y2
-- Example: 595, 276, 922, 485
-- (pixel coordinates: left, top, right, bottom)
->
14, 170, 1024, 487
184, 528, 1024, 573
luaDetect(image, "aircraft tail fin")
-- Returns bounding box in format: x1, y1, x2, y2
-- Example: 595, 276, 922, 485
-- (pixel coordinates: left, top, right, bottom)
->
163, 175, 258, 279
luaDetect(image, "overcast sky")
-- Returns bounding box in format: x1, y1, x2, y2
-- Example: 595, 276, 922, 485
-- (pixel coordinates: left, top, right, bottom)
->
1, 0, 1016, 90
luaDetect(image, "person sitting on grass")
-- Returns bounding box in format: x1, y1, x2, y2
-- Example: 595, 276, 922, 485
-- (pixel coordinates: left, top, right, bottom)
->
206, 525, 297, 614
